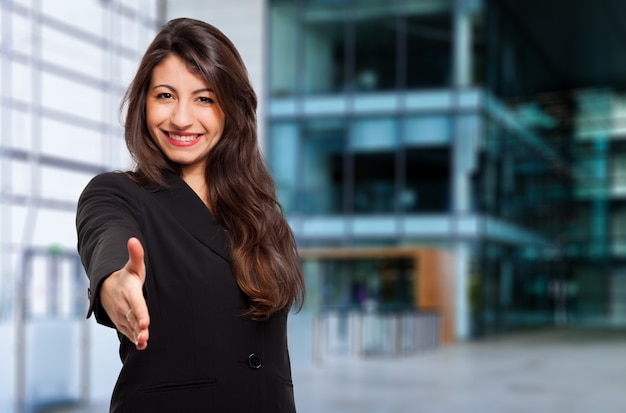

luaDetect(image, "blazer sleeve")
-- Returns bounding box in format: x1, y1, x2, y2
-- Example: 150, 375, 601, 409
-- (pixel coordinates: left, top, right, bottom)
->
76, 172, 145, 328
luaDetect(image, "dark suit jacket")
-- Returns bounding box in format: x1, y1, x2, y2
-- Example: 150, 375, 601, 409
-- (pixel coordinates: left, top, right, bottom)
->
76, 172, 296, 413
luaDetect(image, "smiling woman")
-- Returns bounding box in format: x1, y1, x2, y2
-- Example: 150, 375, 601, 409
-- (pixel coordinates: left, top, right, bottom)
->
76, 18, 304, 413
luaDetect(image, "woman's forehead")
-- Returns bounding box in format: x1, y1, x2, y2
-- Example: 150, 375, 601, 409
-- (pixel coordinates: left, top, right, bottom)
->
150, 55, 214, 90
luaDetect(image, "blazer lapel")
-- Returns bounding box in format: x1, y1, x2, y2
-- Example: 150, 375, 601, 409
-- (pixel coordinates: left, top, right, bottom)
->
153, 172, 231, 263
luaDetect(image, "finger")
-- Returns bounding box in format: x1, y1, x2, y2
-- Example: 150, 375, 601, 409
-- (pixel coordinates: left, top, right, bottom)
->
125, 308, 134, 323
126, 287, 150, 328
122, 308, 147, 347
125, 237, 145, 282
119, 307, 149, 347
122, 237, 149, 350
136, 328, 149, 350
125, 290, 150, 350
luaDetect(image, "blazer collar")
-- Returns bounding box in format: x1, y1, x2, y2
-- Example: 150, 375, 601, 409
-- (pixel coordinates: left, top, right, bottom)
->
155, 172, 231, 263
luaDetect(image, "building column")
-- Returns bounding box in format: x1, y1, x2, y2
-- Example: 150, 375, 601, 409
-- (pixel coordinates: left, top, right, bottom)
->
452, 0, 476, 88
451, 0, 482, 340
451, 123, 479, 340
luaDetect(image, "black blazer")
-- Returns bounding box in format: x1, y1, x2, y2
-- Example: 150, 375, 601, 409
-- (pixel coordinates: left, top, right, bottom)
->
76, 172, 296, 413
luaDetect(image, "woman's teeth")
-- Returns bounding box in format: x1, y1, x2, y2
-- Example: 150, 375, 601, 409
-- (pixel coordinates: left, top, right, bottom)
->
169, 133, 199, 142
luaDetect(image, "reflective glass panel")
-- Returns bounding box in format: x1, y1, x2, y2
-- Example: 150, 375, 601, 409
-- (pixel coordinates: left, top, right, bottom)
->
41, 72, 103, 122
270, 1, 298, 96
403, 114, 451, 145
42, 26, 104, 78
353, 151, 396, 214
269, 122, 299, 214
301, 119, 346, 214
11, 61, 32, 102
353, 0, 400, 92
12, 13, 32, 55
302, 0, 348, 94
9, 109, 33, 151
351, 117, 397, 214
404, 147, 450, 212
405, 4, 452, 88
42, 0, 105, 36
40, 118, 105, 165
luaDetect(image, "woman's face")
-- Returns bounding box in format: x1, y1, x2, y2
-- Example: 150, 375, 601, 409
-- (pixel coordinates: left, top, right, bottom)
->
146, 54, 225, 178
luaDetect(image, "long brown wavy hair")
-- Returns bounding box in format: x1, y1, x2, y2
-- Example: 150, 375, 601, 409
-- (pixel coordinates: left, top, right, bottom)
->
121, 18, 304, 319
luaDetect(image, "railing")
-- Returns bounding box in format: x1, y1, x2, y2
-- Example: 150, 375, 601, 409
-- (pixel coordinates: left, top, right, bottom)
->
312, 310, 440, 363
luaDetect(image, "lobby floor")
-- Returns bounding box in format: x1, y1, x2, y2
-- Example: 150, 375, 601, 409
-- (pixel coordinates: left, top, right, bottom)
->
50, 327, 626, 413
291, 327, 626, 413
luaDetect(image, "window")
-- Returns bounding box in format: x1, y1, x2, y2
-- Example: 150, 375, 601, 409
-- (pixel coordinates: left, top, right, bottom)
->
302, 0, 348, 94
353, 0, 401, 92
270, 1, 298, 96
350, 117, 397, 213
301, 119, 346, 214
269, 122, 300, 214
406, 10, 453, 88
404, 147, 450, 212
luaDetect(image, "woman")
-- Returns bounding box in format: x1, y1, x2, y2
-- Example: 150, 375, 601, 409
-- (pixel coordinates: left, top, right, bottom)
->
76, 18, 305, 412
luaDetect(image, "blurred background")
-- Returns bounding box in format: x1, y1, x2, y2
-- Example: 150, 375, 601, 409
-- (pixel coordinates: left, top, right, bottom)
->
2, 0, 626, 412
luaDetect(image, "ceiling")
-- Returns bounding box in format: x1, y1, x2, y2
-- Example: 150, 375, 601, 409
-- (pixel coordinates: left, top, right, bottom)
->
500, 0, 626, 91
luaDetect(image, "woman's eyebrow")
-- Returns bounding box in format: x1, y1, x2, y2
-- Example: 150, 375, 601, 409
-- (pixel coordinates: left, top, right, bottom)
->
152, 84, 176, 92
151, 84, 214, 94
193, 87, 215, 94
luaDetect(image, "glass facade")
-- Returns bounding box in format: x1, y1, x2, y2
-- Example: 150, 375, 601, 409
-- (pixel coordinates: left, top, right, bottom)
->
268, 0, 480, 339
268, 0, 626, 338
475, 0, 626, 332
269, 0, 458, 97
1, 0, 161, 315
269, 111, 459, 217
0, 1, 162, 410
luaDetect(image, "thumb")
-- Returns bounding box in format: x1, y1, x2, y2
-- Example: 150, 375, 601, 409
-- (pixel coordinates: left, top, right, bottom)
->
126, 237, 146, 283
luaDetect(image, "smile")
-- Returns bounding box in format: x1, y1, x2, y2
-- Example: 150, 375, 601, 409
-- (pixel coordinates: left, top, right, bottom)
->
166, 132, 202, 146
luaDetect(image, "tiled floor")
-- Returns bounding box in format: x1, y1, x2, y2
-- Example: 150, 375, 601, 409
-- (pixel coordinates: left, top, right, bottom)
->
49, 327, 626, 413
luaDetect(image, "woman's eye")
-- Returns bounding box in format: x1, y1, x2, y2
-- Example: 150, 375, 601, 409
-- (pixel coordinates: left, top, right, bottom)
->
198, 96, 214, 104
156, 92, 173, 99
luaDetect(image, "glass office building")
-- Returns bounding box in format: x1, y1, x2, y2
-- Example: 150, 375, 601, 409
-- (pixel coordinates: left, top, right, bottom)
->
266, 0, 626, 339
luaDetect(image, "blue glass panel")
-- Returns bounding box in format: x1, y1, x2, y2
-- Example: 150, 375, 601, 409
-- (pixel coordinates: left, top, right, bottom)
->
302, 0, 348, 94
269, 122, 299, 214
270, 2, 298, 96
404, 115, 451, 145
301, 119, 347, 214
350, 118, 397, 151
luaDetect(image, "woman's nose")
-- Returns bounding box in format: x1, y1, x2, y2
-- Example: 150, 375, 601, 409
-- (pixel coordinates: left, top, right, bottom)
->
170, 102, 193, 129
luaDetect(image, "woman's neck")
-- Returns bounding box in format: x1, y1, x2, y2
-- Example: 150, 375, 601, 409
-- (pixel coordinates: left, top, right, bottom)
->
182, 170, 209, 207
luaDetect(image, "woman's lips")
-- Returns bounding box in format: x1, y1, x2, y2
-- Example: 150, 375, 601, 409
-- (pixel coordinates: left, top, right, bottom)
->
166, 132, 202, 147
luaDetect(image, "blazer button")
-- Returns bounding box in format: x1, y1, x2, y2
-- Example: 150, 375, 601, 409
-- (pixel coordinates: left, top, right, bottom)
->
248, 353, 262, 369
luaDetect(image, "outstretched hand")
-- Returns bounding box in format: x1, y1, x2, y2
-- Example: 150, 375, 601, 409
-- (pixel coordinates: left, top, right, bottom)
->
100, 237, 150, 350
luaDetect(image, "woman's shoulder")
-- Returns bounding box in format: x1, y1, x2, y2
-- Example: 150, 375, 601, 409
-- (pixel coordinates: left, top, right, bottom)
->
86, 171, 139, 190
79, 172, 149, 204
